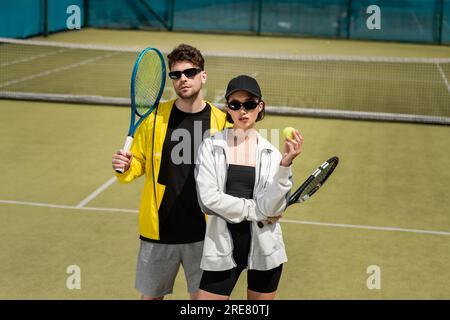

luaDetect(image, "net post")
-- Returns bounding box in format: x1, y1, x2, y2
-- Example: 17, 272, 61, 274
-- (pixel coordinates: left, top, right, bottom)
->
438, 0, 444, 44
43, 0, 48, 37
257, 0, 262, 36
168, 0, 174, 31
83, 0, 89, 28
346, 0, 352, 39
138, 0, 170, 30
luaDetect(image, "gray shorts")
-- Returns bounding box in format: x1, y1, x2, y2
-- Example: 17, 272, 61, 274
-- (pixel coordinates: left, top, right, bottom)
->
135, 240, 204, 298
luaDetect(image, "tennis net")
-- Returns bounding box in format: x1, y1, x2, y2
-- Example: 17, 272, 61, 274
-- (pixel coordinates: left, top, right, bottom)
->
1, 38, 449, 124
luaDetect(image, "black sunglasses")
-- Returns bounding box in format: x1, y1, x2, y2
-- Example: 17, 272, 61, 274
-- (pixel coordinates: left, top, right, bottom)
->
168, 67, 202, 80
227, 100, 259, 111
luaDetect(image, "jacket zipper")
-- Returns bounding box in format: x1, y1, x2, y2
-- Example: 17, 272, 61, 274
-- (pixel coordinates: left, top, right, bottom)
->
249, 147, 263, 269
215, 144, 237, 268
216, 132, 274, 270
263, 150, 272, 190
249, 147, 272, 269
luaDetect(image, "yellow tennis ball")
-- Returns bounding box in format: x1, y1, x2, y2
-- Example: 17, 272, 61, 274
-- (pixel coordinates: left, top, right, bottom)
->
282, 127, 296, 139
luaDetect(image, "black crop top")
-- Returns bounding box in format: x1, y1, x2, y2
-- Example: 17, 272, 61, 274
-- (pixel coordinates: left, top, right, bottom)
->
225, 164, 255, 239
225, 164, 255, 200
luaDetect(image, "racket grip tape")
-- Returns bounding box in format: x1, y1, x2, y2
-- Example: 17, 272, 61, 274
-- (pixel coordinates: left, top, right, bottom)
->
115, 136, 134, 174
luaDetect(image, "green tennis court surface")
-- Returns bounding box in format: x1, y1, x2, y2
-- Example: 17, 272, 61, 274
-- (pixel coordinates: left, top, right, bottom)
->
1, 99, 449, 299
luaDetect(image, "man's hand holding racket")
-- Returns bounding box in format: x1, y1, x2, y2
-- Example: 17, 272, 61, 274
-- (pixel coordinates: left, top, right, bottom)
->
112, 150, 133, 172
111, 47, 166, 174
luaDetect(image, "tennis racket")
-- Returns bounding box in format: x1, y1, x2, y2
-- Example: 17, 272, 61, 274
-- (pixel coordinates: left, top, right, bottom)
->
257, 156, 339, 228
116, 47, 166, 173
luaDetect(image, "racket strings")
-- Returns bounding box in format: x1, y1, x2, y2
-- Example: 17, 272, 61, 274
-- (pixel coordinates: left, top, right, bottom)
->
134, 51, 164, 116
301, 165, 333, 197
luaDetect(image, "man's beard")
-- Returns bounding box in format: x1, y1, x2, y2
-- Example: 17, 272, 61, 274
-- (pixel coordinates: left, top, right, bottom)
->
177, 86, 200, 100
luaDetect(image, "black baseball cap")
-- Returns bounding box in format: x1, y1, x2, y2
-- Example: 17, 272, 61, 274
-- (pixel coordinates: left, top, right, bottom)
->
225, 75, 262, 100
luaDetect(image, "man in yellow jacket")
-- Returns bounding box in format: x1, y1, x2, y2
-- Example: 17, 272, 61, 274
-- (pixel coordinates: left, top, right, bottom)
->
111, 44, 227, 300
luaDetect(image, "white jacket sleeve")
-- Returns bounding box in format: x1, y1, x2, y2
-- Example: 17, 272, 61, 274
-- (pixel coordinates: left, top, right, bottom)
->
252, 163, 293, 219
195, 139, 266, 224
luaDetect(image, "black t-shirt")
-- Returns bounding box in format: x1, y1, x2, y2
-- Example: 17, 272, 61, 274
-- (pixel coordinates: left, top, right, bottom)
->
149, 102, 211, 244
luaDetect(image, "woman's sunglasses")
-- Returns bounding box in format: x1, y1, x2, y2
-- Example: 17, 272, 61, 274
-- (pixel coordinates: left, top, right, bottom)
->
168, 67, 202, 80
227, 100, 260, 111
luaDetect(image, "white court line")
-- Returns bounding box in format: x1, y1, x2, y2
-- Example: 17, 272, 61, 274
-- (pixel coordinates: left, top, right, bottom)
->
0, 199, 136, 213
436, 63, 450, 94
0, 51, 121, 88
1, 199, 449, 236
281, 219, 450, 237
0, 48, 69, 67
76, 176, 117, 208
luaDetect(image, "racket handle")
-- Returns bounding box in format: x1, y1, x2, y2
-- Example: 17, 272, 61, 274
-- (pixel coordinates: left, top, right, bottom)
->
115, 136, 134, 174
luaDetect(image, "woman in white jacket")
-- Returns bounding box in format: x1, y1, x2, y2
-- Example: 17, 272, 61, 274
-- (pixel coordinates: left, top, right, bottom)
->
195, 75, 303, 300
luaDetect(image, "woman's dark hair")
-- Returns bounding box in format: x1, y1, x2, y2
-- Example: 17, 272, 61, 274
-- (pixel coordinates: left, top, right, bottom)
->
167, 44, 205, 70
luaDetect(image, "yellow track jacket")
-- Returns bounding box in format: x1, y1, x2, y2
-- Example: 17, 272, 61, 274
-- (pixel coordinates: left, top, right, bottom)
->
115, 99, 228, 240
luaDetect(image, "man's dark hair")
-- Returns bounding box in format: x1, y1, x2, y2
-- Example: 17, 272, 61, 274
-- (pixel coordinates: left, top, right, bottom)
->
167, 44, 205, 70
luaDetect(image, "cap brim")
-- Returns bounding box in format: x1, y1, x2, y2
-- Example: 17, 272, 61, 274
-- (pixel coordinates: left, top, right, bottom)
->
225, 89, 261, 99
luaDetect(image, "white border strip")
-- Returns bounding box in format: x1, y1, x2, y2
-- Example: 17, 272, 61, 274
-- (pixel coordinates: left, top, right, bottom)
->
0, 92, 130, 105
0, 92, 448, 125
0, 37, 144, 53
1, 199, 449, 236
2, 37, 450, 63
